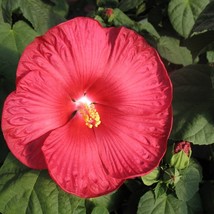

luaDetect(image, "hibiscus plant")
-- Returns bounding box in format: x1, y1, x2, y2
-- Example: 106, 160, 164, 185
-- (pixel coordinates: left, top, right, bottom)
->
0, 0, 214, 214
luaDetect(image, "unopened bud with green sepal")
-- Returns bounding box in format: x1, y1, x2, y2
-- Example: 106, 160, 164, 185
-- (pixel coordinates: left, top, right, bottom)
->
171, 141, 192, 170
165, 141, 192, 170
97, 7, 139, 31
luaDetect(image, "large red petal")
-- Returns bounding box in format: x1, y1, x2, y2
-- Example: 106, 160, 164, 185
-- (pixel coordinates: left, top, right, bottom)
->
85, 27, 172, 178
16, 17, 110, 100
42, 115, 124, 198
1, 71, 74, 169
87, 27, 172, 109
94, 105, 172, 179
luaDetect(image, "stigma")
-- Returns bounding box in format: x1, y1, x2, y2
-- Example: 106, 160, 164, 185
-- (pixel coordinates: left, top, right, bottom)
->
76, 97, 101, 128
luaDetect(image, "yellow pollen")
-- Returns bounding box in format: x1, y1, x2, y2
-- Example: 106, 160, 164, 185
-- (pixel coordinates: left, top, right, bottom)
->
79, 103, 101, 128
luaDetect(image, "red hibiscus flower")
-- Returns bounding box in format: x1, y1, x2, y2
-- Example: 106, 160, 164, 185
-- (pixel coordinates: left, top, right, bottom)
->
1, 17, 172, 198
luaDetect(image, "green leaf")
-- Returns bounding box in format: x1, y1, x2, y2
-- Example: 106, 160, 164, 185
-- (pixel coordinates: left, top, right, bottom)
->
1, 0, 66, 34
175, 160, 202, 201
94, 14, 107, 27
0, 0, 4, 23
20, 0, 66, 34
11, 21, 39, 55
184, 30, 214, 59
157, 36, 193, 65
118, 0, 144, 12
137, 191, 187, 214
136, 2, 146, 16
191, 1, 214, 34
0, 21, 38, 91
0, 22, 18, 87
91, 206, 109, 214
154, 183, 167, 199
1, 0, 20, 24
187, 193, 203, 214
138, 20, 160, 39
0, 153, 86, 214
170, 64, 214, 145
207, 51, 214, 63
168, 0, 209, 38
50, 0, 69, 18
111, 8, 139, 31
185, 2, 214, 58
141, 167, 160, 186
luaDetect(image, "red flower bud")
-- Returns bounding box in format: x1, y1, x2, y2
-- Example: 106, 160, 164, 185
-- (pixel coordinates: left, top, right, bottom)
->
105, 8, 114, 17
174, 141, 191, 157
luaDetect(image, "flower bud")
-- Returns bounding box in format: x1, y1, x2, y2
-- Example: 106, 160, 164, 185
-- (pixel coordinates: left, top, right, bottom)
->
171, 141, 192, 170
104, 8, 114, 22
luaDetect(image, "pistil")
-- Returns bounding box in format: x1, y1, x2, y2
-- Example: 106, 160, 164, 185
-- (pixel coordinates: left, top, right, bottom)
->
76, 97, 101, 128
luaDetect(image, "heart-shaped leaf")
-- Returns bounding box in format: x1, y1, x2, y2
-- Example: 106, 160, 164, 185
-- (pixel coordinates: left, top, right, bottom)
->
168, 0, 209, 38
175, 160, 202, 201
170, 64, 214, 145
0, 153, 86, 214
137, 191, 187, 214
